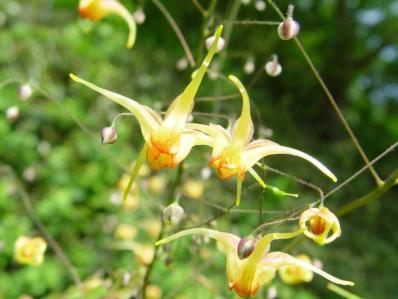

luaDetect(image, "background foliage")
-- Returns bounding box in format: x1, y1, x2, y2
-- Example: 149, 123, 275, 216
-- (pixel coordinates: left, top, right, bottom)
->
0, 0, 397, 298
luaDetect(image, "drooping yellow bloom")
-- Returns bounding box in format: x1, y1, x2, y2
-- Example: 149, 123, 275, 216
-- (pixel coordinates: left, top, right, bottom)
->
78, 0, 137, 48
14, 236, 47, 266
189, 75, 337, 205
156, 228, 353, 297
278, 254, 314, 285
300, 207, 341, 245
70, 26, 223, 172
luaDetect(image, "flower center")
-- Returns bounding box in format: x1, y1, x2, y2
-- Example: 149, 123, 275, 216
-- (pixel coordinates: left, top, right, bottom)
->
309, 216, 326, 235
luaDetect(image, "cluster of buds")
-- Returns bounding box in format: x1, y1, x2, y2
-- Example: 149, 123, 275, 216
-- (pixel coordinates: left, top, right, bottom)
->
277, 4, 300, 40
300, 207, 341, 245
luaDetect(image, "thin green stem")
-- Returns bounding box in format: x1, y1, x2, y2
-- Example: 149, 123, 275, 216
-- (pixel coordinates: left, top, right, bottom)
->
327, 283, 362, 299
122, 143, 147, 204
223, 20, 280, 26
152, 0, 196, 67
141, 163, 184, 298
196, 0, 218, 62
192, 0, 206, 16
336, 167, 398, 217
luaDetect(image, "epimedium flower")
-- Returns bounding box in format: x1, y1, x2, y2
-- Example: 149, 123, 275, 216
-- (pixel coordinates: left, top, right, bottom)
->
188, 75, 337, 205
156, 228, 353, 297
300, 207, 341, 245
70, 26, 224, 200
14, 236, 47, 266
278, 254, 314, 285
78, 0, 137, 48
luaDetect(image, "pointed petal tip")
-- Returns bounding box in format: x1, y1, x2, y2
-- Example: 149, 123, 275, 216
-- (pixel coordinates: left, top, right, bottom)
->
69, 73, 77, 81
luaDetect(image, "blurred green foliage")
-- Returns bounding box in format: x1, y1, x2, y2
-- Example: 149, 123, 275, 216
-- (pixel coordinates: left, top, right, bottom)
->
0, 0, 397, 298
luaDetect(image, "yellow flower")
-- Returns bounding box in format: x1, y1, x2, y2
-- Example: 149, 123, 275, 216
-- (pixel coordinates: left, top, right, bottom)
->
70, 26, 222, 172
14, 236, 47, 266
182, 179, 205, 199
189, 75, 337, 205
114, 223, 137, 240
156, 228, 353, 297
78, 0, 136, 48
147, 175, 167, 194
300, 207, 341, 245
146, 284, 162, 299
278, 254, 314, 284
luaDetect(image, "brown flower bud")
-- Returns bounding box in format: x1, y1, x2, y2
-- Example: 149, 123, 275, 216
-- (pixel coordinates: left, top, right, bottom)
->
237, 237, 256, 259
277, 17, 300, 40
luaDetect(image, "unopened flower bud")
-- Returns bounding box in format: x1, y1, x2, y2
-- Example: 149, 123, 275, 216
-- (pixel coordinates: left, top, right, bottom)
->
241, 0, 251, 5
201, 167, 211, 179
237, 237, 256, 259
176, 57, 188, 71
18, 83, 33, 101
133, 9, 146, 25
205, 35, 225, 53
255, 0, 266, 11
277, 17, 300, 40
300, 207, 341, 245
243, 58, 255, 74
6, 106, 19, 123
278, 5, 299, 40
23, 166, 36, 183
163, 202, 184, 226
101, 127, 117, 144
265, 55, 282, 77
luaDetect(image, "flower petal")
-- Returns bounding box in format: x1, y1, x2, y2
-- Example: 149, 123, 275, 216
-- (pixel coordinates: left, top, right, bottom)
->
157, 228, 243, 291
172, 130, 212, 165
261, 252, 354, 286
70, 74, 159, 141
79, 0, 136, 48
163, 26, 224, 130
242, 141, 337, 182
228, 75, 254, 147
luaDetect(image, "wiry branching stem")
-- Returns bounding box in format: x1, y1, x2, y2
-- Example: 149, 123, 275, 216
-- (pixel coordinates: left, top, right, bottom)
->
141, 163, 184, 298
266, 0, 383, 186
152, 0, 196, 67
